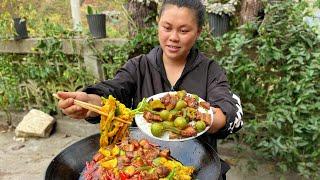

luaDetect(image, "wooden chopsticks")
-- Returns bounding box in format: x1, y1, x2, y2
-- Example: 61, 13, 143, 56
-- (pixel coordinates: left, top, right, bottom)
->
52, 93, 131, 124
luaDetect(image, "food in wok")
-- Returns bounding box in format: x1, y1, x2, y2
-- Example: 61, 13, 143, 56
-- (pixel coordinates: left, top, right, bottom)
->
84, 139, 194, 180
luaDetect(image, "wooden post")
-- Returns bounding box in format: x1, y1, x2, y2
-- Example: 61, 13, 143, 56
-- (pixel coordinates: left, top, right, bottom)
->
240, 0, 263, 25
70, 0, 82, 31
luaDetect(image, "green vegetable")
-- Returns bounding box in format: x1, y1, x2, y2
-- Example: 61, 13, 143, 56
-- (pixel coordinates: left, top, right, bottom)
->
174, 117, 188, 129
152, 157, 163, 166
160, 110, 170, 121
163, 121, 174, 127
174, 100, 187, 111
132, 98, 149, 114
191, 94, 199, 101
177, 90, 186, 99
195, 121, 206, 132
166, 168, 176, 180
87, 5, 94, 15
119, 150, 126, 156
151, 123, 165, 137
149, 99, 165, 110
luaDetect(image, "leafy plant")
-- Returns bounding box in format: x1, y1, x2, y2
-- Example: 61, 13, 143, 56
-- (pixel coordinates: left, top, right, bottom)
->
99, 24, 159, 79
87, 5, 94, 15
0, 38, 96, 114
316, 0, 320, 8
200, 1, 320, 178
87, 5, 100, 15
0, 11, 13, 39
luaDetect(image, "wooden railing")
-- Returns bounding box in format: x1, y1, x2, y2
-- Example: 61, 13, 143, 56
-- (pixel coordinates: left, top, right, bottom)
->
0, 38, 127, 80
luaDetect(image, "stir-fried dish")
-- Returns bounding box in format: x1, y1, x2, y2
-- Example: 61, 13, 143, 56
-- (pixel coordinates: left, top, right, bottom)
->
83, 95, 195, 180
143, 90, 212, 139
84, 139, 194, 180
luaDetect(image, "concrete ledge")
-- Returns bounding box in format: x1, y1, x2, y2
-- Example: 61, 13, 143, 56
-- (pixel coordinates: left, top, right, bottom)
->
0, 38, 127, 55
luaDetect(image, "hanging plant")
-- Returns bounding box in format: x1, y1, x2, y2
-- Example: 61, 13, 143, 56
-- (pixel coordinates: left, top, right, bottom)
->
204, 0, 239, 16
130, 0, 162, 6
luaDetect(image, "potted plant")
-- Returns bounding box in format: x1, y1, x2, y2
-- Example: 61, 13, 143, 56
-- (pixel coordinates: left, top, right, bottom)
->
86, 5, 106, 38
13, 17, 28, 40
204, 0, 239, 37
7, 1, 29, 40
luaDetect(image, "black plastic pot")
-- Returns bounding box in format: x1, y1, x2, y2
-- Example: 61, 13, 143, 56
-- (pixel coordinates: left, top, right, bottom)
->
208, 13, 230, 37
13, 17, 28, 40
86, 14, 106, 39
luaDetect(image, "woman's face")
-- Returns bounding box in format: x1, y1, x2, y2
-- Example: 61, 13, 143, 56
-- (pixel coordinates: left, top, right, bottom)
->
158, 5, 201, 62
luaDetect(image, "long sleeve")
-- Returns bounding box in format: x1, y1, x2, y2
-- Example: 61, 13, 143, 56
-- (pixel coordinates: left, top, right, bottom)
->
82, 59, 138, 123
207, 61, 243, 139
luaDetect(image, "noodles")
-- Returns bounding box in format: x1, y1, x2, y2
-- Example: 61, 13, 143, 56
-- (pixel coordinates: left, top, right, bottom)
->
99, 95, 134, 148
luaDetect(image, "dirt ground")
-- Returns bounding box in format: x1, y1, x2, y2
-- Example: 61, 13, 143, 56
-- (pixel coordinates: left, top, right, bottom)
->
0, 129, 83, 180
0, 115, 301, 180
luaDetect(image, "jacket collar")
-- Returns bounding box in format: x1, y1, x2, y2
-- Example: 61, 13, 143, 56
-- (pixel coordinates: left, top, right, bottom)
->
146, 46, 203, 76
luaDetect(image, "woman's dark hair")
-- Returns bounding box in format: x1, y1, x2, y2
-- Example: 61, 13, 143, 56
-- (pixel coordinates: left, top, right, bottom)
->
159, 0, 206, 28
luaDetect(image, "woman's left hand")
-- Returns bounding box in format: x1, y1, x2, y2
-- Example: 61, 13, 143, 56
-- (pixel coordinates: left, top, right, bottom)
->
208, 107, 227, 133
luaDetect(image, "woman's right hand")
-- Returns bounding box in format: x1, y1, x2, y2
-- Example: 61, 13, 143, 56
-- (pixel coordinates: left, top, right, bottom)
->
56, 91, 101, 119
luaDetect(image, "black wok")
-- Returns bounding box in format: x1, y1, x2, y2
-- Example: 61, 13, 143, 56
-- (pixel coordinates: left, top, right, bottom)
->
45, 127, 221, 180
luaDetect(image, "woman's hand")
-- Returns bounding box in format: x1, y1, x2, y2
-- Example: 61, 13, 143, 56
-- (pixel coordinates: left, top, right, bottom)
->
56, 91, 102, 119
208, 107, 227, 133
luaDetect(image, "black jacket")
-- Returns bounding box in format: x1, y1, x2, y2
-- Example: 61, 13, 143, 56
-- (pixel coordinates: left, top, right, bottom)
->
84, 46, 243, 148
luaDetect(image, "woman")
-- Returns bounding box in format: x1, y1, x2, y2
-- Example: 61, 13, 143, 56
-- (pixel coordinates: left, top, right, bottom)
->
57, 0, 243, 178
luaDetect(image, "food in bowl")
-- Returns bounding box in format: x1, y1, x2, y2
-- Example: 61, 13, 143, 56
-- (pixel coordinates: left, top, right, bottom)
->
142, 90, 213, 139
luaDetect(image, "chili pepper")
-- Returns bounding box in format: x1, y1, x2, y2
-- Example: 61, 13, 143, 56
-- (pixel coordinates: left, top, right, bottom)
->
120, 172, 128, 180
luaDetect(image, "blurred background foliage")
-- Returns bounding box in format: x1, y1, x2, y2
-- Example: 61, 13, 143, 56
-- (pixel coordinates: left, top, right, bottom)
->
0, 0, 319, 178
0, 0, 128, 38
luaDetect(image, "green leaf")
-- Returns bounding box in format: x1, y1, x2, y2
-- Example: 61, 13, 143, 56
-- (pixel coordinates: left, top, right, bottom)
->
87, 5, 93, 15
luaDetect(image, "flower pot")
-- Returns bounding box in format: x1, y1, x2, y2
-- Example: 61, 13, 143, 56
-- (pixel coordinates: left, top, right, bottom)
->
208, 13, 230, 37
86, 14, 106, 39
13, 18, 28, 40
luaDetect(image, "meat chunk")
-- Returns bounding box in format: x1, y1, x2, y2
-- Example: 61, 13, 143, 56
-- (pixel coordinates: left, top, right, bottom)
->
156, 166, 170, 178
195, 111, 212, 125
143, 111, 162, 122
159, 149, 170, 159
140, 171, 158, 180
203, 114, 212, 126
160, 93, 178, 110
181, 126, 197, 137
200, 101, 210, 110
184, 96, 198, 109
